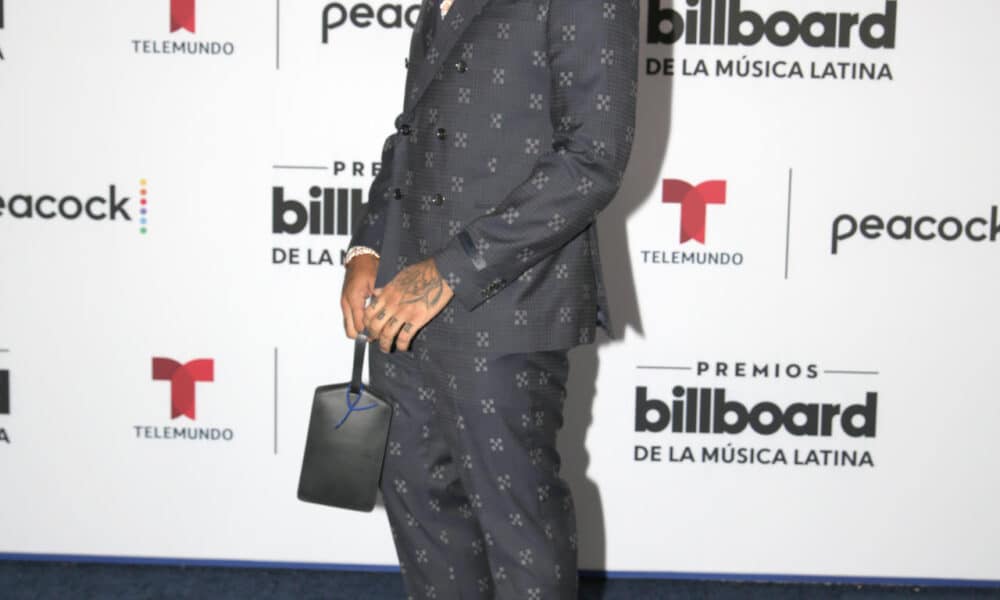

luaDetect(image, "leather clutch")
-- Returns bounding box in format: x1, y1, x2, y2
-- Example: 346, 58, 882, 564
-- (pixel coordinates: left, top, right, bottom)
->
297, 332, 392, 512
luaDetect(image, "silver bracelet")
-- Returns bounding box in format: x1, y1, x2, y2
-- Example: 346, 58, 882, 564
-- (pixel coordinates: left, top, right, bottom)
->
345, 246, 380, 265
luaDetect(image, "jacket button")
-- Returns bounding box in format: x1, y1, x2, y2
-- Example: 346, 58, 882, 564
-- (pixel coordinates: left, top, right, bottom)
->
404, 57, 410, 69
432, 193, 445, 206
436, 127, 447, 140
393, 188, 403, 200
454, 60, 467, 73
399, 123, 411, 136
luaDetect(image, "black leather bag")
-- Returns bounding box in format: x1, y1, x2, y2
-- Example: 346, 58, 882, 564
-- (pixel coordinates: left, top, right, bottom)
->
297, 333, 392, 511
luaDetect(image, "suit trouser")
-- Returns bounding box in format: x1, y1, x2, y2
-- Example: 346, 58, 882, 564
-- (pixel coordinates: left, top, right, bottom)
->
369, 341, 578, 600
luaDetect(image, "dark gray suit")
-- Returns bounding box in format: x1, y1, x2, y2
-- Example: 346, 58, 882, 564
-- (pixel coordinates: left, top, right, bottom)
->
350, 0, 638, 596
351, 0, 638, 354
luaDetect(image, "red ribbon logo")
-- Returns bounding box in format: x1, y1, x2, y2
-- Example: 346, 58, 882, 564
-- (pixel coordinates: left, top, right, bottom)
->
152, 357, 214, 420
662, 179, 727, 244
170, 0, 196, 33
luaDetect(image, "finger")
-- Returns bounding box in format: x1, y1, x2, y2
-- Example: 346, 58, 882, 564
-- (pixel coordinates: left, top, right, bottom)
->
379, 314, 407, 353
362, 293, 384, 330
350, 293, 367, 337
393, 320, 419, 352
352, 306, 366, 338
341, 297, 358, 339
395, 307, 433, 352
364, 288, 397, 334
365, 287, 383, 310
365, 301, 394, 345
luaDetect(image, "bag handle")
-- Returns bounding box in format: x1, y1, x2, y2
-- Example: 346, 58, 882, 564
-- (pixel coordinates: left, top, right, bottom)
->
350, 293, 381, 394
350, 331, 368, 395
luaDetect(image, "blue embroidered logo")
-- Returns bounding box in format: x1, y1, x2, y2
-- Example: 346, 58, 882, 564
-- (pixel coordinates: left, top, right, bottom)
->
334, 383, 378, 429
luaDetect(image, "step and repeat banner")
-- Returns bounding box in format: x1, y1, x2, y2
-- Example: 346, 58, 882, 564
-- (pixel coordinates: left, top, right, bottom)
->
1, 0, 998, 587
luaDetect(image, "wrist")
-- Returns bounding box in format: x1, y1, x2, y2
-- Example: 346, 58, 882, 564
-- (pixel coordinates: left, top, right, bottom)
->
345, 246, 381, 266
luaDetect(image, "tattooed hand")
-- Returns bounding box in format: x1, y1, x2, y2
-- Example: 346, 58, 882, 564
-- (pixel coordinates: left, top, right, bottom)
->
362, 257, 454, 352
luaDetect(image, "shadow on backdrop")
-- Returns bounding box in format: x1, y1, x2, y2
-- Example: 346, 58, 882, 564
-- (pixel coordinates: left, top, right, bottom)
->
559, 3, 675, 598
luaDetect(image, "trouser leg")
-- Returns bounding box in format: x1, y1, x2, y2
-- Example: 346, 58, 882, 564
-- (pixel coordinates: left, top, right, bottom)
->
370, 344, 494, 599
423, 346, 579, 600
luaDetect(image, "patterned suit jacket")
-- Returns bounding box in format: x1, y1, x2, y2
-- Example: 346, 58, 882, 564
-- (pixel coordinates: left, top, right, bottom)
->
349, 0, 639, 353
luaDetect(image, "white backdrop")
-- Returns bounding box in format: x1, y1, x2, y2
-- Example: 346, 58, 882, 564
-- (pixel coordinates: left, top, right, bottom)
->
1, 0, 998, 587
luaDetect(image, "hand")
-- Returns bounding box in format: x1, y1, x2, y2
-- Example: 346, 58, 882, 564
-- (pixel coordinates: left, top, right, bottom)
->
340, 254, 379, 339
363, 258, 454, 352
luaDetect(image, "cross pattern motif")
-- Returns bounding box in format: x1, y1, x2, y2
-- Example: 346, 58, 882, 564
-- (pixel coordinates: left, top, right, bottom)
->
515, 370, 530, 387
372, 341, 581, 596
353, 1, 640, 584
596, 93, 611, 111
502, 206, 520, 224
547, 213, 567, 231
476, 330, 490, 347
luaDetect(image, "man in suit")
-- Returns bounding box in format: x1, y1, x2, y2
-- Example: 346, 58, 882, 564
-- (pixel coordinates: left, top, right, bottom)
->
340, 0, 638, 596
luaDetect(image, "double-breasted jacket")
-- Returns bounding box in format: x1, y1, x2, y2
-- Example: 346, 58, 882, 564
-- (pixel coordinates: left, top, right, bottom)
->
350, 0, 639, 352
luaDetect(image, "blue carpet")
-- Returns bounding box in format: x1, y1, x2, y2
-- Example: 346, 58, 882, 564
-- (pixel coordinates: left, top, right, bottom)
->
2, 561, 1000, 599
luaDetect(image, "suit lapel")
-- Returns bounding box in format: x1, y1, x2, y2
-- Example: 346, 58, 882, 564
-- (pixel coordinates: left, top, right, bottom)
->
405, 0, 492, 113
407, 0, 435, 66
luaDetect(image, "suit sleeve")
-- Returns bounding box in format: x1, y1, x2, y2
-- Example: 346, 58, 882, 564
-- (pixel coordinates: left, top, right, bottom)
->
348, 132, 398, 251
431, 0, 638, 311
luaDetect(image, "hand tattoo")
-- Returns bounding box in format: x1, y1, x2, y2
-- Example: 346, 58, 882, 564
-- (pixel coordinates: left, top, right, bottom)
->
395, 262, 445, 308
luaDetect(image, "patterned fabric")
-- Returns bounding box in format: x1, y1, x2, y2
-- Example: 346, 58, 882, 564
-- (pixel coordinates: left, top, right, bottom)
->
349, 0, 640, 353
341, 0, 455, 261
370, 341, 577, 599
